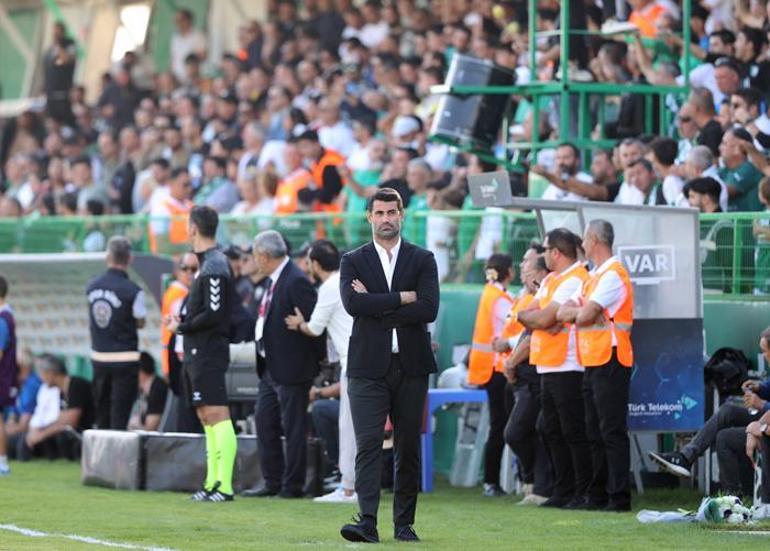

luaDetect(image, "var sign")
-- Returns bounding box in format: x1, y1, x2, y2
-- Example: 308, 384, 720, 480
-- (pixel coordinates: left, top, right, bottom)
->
617, 245, 676, 285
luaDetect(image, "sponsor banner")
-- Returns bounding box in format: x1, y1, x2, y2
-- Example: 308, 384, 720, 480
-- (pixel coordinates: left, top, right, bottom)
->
629, 319, 704, 432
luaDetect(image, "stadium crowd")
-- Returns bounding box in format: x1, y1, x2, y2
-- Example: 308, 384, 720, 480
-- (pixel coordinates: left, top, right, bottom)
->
3, 0, 770, 527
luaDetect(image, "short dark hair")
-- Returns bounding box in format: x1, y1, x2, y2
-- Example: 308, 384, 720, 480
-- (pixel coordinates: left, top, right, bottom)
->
170, 167, 188, 179
107, 236, 132, 266
189, 206, 219, 238
630, 158, 654, 173
139, 351, 156, 376
178, 8, 193, 22
70, 155, 91, 168
728, 126, 754, 144
485, 253, 512, 283
366, 187, 404, 212
545, 228, 580, 261
528, 243, 545, 254
734, 87, 763, 109
650, 137, 678, 167
308, 239, 341, 271
0, 274, 7, 298
710, 29, 736, 45
557, 142, 580, 158
739, 27, 765, 57
37, 353, 68, 376
684, 177, 722, 203
297, 129, 320, 143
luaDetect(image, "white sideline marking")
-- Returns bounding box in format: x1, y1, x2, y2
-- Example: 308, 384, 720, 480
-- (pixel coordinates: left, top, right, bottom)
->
0, 524, 175, 550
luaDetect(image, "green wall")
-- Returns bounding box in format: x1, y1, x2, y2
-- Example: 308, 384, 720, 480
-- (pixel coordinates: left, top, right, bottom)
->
0, 9, 41, 100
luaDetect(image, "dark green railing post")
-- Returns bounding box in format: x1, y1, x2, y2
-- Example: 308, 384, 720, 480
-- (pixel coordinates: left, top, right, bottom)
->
732, 218, 743, 295
559, 0, 571, 140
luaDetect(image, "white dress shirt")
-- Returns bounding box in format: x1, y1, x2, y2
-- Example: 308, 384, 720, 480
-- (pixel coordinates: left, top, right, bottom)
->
255, 256, 290, 355
306, 271, 354, 372
373, 238, 401, 353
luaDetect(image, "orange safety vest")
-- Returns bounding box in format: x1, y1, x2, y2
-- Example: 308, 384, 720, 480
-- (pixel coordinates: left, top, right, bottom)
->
629, 4, 666, 38
576, 259, 634, 368
160, 280, 188, 376
310, 148, 346, 215
496, 292, 535, 371
530, 263, 590, 368
275, 168, 313, 215
468, 282, 515, 385
149, 197, 194, 253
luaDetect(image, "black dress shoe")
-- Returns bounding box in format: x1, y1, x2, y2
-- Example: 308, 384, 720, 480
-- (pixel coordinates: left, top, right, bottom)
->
586, 498, 609, 511
540, 496, 571, 508
394, 526, 420, 542
603, 502, 632, 512
278, 489, 306, 499
241, 486, 279, 498
340, 515, 379, 543
563, 496, 590, 510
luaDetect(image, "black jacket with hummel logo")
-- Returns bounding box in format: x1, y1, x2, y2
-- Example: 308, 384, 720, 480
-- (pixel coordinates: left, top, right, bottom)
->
177, 246, 234, 365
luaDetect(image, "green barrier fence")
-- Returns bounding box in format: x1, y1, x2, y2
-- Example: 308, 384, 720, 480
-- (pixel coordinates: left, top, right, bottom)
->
1, 210, 769, 298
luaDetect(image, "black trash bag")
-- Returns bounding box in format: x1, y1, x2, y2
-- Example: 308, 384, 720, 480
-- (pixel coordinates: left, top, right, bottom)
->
703, 347, 752, 396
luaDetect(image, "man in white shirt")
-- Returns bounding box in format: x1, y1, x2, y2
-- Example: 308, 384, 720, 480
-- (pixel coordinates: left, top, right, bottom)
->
171, 9, 207, 85
533, 143, 595, 202
558, 220, 634, 512
316, 99, 355, 157
517, 228, 592, 509
615, 159, 657, 206
285, 240, 356, 503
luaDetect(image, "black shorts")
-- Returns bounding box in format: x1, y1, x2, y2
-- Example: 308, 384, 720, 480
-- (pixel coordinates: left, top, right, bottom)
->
183, 359, 228, 407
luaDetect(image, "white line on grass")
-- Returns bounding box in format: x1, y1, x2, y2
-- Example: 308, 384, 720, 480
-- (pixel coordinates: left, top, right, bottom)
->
0, 524, 175, 550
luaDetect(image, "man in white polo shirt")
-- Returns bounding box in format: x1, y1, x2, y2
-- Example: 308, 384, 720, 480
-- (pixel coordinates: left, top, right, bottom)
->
284, 239, 356, 503
517, 228, 592, 509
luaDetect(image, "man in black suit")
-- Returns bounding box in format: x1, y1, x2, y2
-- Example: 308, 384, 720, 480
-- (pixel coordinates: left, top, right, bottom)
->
245, 229, 322, 498
339, 188, 439, 543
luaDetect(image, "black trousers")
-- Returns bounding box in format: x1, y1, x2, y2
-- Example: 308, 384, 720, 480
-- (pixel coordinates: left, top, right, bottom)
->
255, 370, 311, 494
92, 361, 138, 430
8, 431, 81, 461
583, 356, 631, 507
541, 371, 592, 500
483, 372, 513, 485
715, 427, 755, 497
348, 354, 428, 528
504, 378, 553, 497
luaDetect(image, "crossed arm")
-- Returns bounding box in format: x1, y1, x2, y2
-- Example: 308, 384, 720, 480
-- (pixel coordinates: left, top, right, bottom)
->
556, 299, 605, 327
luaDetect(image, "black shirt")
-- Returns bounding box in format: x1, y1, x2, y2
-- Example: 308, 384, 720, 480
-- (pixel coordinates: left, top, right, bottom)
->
141, 377, 168, 426
697, 119, 724, 158
379, 178, 413, 207
65, 376, 96, 432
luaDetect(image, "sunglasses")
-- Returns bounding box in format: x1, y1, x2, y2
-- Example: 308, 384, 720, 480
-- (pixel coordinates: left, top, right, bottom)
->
678, 116, 692, 123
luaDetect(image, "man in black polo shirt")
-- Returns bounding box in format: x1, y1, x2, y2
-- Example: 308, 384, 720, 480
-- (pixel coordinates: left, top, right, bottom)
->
166, 206, 237, 502
86, 236, 146, 430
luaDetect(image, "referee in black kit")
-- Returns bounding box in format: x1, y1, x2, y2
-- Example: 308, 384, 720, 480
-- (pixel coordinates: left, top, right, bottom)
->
166, 206, 238, 502
87, 236, 146, 430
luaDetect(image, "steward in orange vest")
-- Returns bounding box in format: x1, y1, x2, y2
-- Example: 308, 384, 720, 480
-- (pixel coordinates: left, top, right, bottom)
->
517, 228, 593, 506
296, 130, 346, 237
467, 254, 517, 497
555, 219, 634, 511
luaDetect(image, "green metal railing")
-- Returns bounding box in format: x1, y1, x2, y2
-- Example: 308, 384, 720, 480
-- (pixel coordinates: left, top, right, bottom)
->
0, 210, 767, 298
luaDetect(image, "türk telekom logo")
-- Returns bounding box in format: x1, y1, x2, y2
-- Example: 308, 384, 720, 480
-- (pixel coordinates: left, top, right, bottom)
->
617, 245, 676, 285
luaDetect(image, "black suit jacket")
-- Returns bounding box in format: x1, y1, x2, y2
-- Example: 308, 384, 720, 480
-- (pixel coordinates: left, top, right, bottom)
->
257, 260, 323, 385
340, 240, 439, 379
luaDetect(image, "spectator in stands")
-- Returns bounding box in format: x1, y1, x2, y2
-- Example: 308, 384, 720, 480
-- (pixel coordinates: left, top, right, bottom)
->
128, 352, 168, 431
171, 9, 208, 85
468, 254, 516, 497
615, 159, 656, 206
94, 131, 121, 193
533, 143, 594, 202
232, 170, 274, 217
238, 122, 265, 181
111, 126, 142, 214
316, 99, 355, 157
275, 140, 313, 215
11, 354, 95, 462
98, 65, 142, 132
729, 88, 765, 133
70, 155, 109, 214
688, 87, 724, 157
617, 139, 645, 172
44, 21, 77, 124
735, 27, 770, 98
684, 145, 729, 211
713, 57, 744, 110
196, 156, 239, 213
684, 177, 724, 213
675, 103, 698, 163
719, 127, 763, 211
649, 137, 686, 206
